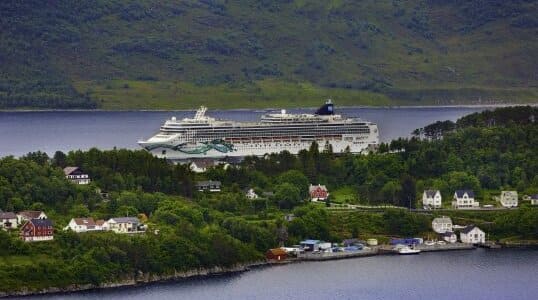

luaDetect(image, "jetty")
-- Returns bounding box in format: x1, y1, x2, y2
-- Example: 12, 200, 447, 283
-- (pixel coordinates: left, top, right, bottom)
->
297, 247, 378, 261
415, 243, 475, 252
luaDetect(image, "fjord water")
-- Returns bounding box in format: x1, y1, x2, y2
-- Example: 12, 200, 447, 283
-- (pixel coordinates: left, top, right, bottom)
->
34, 249, 538, 300
0, 107, 486, 157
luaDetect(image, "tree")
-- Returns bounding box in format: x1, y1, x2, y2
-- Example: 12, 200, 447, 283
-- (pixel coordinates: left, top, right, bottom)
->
274, 183, 302, 209
52, 151, 67, 168
22, 151, 49, 166
69, 204, 90, 217
116, 205, 138, 217
276, 170, 309, 198
381, 180, 401, 205
398, 174, 416, 208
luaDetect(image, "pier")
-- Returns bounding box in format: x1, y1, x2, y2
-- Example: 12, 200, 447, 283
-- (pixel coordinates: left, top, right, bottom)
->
297, 247, 379, 261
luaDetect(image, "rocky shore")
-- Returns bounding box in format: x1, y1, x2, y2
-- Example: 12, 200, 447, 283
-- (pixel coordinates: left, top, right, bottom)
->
0, 261, 268, 298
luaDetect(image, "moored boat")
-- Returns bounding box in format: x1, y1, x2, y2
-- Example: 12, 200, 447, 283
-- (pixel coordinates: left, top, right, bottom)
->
398, 246, 421, 255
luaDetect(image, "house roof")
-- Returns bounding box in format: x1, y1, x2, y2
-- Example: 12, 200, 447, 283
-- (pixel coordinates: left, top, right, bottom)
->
63, 166, 80, 176
461, 225, 479, 234
28, 218, 53, 227
191, 159, 215, 169
196, 180, 221, 186
309, 184, 328, 192
110, 217, 140, 224
432, 216, 452, 224
530, 194, 538, 200
73, 217, 96, 226
455, 190, 475, 198
424, 190, 439, 197
18, 211, 45, 219
267, 248, 287, 256
439, 231, 456, 237
300, 239, 321, 244
0, 212, 17, 219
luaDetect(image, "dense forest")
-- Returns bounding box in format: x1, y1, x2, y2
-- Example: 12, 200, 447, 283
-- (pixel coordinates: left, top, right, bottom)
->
0, 107, 537, 293
1, 1, 536, 109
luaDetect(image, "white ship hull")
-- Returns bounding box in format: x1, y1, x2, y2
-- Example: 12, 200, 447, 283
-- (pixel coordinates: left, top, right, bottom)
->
144, 135, 378, 160
139, 101, 379, 161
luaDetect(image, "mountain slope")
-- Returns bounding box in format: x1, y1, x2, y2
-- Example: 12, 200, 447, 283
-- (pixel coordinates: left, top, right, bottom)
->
1, 0, 536, 109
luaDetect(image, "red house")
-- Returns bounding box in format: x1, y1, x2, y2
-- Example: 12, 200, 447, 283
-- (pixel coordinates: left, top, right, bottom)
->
20, 219, 54, 242
266, 248, 288, 261
309, 184, 329, 201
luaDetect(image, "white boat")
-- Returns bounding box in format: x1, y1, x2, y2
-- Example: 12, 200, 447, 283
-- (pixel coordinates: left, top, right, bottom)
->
138, 100, 379, 160
398, 246, 421, 255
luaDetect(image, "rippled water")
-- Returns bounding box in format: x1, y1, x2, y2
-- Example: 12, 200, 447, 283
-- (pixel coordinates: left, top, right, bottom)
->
0, 107, 486, 157
30, 249, 538, 300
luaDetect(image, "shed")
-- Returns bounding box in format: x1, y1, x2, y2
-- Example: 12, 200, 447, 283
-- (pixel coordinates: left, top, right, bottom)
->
266, 248, 288, 261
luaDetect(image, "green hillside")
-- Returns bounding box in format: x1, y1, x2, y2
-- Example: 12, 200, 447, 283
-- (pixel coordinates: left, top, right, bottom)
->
1, 0, 537, 109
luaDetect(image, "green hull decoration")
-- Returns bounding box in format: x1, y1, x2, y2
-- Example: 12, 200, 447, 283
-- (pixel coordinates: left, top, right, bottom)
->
145, 140, 234, 154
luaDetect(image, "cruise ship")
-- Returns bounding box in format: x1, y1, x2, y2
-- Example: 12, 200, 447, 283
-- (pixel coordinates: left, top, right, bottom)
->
138, 101, 379, 160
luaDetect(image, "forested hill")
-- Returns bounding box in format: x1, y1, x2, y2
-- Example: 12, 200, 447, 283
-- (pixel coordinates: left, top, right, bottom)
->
1, 0, 537, 109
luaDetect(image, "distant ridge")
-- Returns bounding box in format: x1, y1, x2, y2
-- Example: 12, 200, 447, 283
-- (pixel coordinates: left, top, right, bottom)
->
0, 0, 536, 109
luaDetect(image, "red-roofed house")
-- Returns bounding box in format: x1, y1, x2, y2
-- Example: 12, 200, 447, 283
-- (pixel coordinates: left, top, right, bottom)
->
20, 219, 54, 242
309, 184, 329, 201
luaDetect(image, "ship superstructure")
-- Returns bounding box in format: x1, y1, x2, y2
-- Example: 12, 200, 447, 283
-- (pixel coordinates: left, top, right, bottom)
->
138, 101, 379, 160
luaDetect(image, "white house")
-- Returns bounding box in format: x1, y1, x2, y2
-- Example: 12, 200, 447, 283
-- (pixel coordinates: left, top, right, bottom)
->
245, 188, 259, 199
17, 211, 47, 224
460, 225, 485, 244
452, 190, 479, 209
189, 159, 215, 173
439, 231, 457, 243
432, 216, 453, 233
64, 217, 103, 233
499, 191, 518, 208
63, 166, 91, 185
423, 190, 442, 209
103, 217, 144, 234
0, 212, 18, 229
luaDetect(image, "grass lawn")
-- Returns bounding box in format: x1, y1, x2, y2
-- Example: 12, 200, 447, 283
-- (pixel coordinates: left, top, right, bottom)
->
330, 186, 360, 204
75, 79, 393, 110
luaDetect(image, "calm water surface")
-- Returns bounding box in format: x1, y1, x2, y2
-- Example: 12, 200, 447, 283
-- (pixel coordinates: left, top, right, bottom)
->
28, 249, 538, 300
0, 107, 486, 157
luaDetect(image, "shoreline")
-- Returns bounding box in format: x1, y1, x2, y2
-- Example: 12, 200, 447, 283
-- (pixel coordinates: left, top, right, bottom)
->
0, 261, 268, 299
2, 245, 535, 298
1, 103, 537, 113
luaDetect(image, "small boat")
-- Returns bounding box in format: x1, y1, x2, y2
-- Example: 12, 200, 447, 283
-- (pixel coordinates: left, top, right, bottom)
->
398, 246, 421, 255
